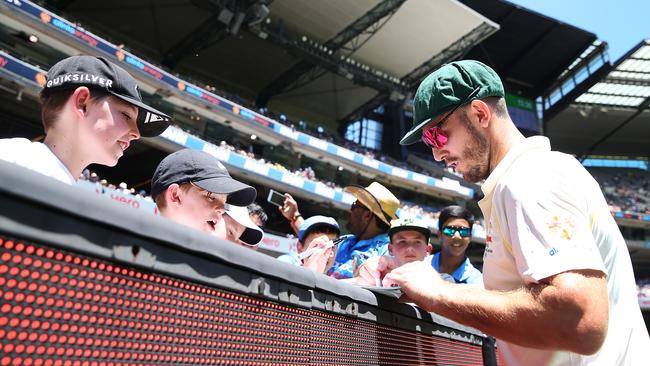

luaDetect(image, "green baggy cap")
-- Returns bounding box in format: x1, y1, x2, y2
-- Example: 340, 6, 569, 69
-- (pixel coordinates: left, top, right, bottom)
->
400, 60, 505, 145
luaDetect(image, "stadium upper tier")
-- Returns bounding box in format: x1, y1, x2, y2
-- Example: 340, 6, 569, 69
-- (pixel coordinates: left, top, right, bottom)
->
0, 0, 475, 200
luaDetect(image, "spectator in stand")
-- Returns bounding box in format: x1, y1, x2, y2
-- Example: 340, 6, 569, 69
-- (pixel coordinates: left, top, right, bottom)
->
386, 59, 650, 364
247, 203, 268, 228
151, 149, 256, 235
280, 182, 399, 279
351, 217, 432, 286
0, 55, 170, 184
431, 205, 482, 285
277, 216, 340, 274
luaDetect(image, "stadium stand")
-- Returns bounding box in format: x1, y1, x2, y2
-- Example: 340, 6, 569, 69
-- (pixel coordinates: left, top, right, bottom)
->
1, 0, 650, 357
591, 168, 650, 216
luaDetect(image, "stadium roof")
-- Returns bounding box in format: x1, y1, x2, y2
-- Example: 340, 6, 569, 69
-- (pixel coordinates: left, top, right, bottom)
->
575, 40, 650, 108
43, 0, 498, 126
546, 40, 650, 159
459, 0, 597, 98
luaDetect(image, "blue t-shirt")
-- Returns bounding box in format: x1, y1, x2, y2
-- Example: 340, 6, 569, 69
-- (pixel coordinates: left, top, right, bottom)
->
327, 233, 390, 279
276, 251, 300, 266
430, 252, 483, 285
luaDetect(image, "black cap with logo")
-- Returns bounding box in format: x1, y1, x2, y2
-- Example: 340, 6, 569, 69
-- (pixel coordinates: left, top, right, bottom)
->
41, 55, 171, 137
151, 149, 257, 206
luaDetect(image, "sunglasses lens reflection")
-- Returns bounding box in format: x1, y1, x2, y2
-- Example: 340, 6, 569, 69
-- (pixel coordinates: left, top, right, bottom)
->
442, 226, 470, 237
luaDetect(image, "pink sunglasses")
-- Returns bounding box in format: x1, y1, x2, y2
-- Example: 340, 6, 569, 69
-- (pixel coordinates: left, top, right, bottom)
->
421, 87, 481, 149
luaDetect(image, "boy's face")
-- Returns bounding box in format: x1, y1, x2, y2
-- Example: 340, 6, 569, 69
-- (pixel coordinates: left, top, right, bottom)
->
389, 230, 431, 266
302, 231, 338, 249
223, 214, 258, 250
301, 230, 338, 269
172, 184, 227, 234
84, 95, 140, 166
439, 217, 471, 258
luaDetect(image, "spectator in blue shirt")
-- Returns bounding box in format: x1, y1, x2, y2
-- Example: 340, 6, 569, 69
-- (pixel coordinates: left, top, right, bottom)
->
328, 182, 400, 279
277, 215, 340, 273
279, 182, 400, 279
431, 205, 482, 285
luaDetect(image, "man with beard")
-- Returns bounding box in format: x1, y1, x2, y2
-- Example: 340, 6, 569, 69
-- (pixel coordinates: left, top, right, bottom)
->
431, 205, 481, 285
385, 60, 649, 365
280, 182, 400, 279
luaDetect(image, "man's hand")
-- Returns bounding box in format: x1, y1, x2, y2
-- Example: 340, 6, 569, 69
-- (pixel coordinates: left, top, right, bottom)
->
383, 260, 448, 309
279, 193, 299, 221
354, 255, 401, 286
302, 235, 336, 274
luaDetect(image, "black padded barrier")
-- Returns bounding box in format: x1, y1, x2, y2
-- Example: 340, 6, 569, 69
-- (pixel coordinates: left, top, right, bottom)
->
0, 160, 497, 365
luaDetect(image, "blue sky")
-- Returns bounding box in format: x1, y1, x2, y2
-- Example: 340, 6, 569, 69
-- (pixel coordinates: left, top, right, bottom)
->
508, 0, 650, 62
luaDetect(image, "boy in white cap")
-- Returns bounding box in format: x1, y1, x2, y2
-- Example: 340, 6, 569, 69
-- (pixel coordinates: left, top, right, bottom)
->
0, 55, 171, 183
352, 217, 432, 286
220, 204, 264, 248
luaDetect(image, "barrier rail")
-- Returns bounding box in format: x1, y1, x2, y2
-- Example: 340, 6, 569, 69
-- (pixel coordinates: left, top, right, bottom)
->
0, 161, 497, 365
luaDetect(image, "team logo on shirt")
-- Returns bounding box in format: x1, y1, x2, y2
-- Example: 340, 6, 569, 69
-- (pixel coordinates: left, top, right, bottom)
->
484, 228, 494, 256
547, 215, 576, 241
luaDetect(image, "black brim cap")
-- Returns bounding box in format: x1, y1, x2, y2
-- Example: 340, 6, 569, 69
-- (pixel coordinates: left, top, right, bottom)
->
41, 55, 172, 138
400, 60, 505, 145
112, 92, 171, 137
194, 177, 256, 206
151, 148, 257, 205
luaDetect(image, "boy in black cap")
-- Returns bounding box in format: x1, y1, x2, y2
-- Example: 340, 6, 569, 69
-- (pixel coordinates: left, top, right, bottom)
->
0, 55, 171, 184
151, 148, 256, 235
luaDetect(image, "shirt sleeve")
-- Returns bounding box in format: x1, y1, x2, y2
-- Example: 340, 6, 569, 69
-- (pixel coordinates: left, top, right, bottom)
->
495, 175, 606, 284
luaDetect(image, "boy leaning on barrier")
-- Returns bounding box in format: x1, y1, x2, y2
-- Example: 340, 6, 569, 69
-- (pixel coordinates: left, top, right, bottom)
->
280, 182, 400, 279
349, 217, 432, 286
277, 215, 341, 274
0, 55, 171, 184
151, 148, 256, 237
220, 204, 264, 249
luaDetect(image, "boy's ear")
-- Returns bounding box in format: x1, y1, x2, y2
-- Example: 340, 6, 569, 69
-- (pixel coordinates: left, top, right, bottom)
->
166, 184, 182, 206
71, 86, 92, 117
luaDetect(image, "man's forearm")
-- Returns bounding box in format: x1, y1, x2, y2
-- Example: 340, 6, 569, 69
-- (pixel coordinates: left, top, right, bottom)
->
419, 272, 607, 354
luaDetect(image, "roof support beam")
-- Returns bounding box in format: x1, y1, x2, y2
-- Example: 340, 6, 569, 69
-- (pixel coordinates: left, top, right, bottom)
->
578, 94, 650, 162
255, 0, 406, 107
43, 0, 77, 11
339, 22, 497, 125
162, 0, 259, 69
402, 22, 497, 88
161, 15, 229, 69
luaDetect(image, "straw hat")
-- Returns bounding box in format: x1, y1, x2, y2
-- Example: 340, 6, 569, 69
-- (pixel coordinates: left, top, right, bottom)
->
344, 182, 399, 226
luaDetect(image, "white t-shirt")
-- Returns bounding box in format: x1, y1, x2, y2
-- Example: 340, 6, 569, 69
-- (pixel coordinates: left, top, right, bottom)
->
479, 136, 650, 366
0, 138, 75, 184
